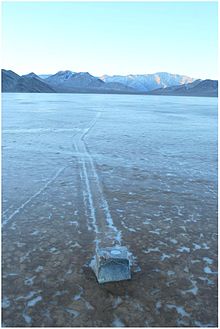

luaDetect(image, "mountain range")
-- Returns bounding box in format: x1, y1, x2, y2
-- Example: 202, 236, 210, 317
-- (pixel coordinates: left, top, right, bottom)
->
146, 79, 218, 97
100, 72, 195, 92
1, 69, 218, 97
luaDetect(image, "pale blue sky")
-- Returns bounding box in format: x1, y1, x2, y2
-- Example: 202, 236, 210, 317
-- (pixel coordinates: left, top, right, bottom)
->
2, 1, 218, 79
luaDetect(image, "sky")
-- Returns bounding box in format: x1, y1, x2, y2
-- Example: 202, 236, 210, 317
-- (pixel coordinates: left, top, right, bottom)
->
1, 1, 218, 79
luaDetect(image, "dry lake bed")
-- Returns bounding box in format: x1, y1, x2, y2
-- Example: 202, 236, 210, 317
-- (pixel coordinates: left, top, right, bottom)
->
2, 93, 218, 327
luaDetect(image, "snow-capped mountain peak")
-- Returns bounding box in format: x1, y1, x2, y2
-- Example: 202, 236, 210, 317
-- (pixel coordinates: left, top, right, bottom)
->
45, 70, 75, 84
100, 72, 195, 92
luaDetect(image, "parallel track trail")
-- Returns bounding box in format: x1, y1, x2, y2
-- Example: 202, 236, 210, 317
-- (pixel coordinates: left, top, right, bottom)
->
73, 112, 121, 250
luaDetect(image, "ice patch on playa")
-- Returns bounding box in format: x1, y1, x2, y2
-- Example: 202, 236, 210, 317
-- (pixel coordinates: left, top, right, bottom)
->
54, 290, 68, 297
22, 311, 32, 324
194, 320, 215, 327
177, 246, 190, 253
116, 209, 124, 213
65, 308, 80, 318
161, 253, 171, 261
133, 265, 142, 273
112, 297, 122, 308
35, 266, 44, 273
24, 276, 36, 286
167, 270, 175, 276
16, 242, 26, 247
49, 247, 60, 254
27, 296, 42, 307
143, 219, 152, 225
177, 319, 189, 326
164, 217, 173, 223
166, 304, 190, 317
198, 276, 214, 286
203, 257, 213, 265
170, 238, 178, 244
144, 247, 160, 254
30, 229, 39, 236
20, 251, 31, 263
112, 317, 125, 327
85, 300, 94, 310
193, 242, 210, 251
69, 220, 79, 227
16, 291, 39, 301
121, 220, 137, 232
155, 301, 161, 313
149, 228, 161, 235
2, 297, 10, 309
191, 259, 200, 264
203, 266, 217, 275
192, 243, 201, 250
73, 285, 84, 301
71, 242, 81, 248
182, 278, 198, 296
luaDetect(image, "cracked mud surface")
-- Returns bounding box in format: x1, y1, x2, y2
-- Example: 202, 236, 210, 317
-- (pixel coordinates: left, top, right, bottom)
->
2, 93, 217, 327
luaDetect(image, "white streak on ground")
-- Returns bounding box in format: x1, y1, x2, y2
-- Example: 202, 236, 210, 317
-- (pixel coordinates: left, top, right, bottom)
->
194, 320, 215, 327
82, 132, 122, 244
35, 266, 44, 273
177, 246, 190, 253
2, 205, 13, 216
155, 301, 161, 313
73, 111, 122, 248
22, 311, 32, 324
149, 229, 161, 235
182, 276, 198, 296
16, 291, 41, 301
3, 128, 82, 134
74, 140, 100, 250
2, 297, 10, 308
24, 276, 36, 286
112, 317, 125, 327
27, 296, 42, 307
161, 253, 172, 261
65, 308, 80, 318
3, 166, 66, 226
166, 304, 190, 317
203, 257, 213, 265
73, 285, 84, 301
112, 296, 122, 308
204, 266, 217, 275
78, 158, 92, 231
170, 238, 178, 244
143, 247, 160, 254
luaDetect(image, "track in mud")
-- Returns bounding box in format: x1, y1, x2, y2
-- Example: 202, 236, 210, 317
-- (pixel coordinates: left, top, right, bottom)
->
73, 111, 122, 250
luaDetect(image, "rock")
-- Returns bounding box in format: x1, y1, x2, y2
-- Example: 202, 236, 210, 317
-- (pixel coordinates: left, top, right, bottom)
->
93, 247, 131, 284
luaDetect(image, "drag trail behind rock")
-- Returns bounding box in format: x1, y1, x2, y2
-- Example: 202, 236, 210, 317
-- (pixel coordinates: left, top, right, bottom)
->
73, 112, 122, 251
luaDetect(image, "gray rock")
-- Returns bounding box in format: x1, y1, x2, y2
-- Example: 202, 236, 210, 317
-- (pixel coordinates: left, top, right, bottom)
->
94, 247, 131, 284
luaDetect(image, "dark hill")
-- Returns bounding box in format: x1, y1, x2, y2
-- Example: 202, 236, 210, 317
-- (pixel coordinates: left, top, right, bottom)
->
2, 69, 56, 93
147, 79, 218, 97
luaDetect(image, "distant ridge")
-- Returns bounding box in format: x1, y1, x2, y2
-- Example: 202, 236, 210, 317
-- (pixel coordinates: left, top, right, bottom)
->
146, 79, 218, 97
44, 70, 136, 93
100, 72, 195, 92
1, 69, 218, 97
2, 69, 55, 93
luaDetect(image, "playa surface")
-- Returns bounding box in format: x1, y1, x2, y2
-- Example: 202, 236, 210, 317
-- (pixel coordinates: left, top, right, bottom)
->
2, 93, 217, 327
